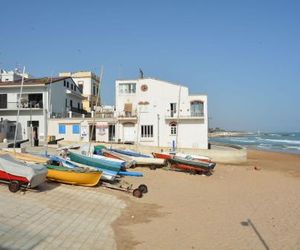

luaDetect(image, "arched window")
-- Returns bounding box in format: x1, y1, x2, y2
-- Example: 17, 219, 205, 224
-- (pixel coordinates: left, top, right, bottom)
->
169, 122, 177, 135
190, 101, 204, 117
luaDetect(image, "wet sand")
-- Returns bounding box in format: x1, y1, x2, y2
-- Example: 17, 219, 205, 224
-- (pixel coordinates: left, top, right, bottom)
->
113, 149, 300, 250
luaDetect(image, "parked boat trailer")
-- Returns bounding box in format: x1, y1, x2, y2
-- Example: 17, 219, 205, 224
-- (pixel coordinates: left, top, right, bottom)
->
0, 179, 30, 193
101, 180, 148, 198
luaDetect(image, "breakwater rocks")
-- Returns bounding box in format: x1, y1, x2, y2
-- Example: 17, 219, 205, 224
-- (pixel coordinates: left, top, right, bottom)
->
209, 131, 253, 138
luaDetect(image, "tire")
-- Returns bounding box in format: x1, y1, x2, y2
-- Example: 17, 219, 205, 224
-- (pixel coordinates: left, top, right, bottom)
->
132, 188, 143, 198
190, 169, 198, 175
138, 184, 148, 194
150, 165, 156, 170
8, 181, 20, 193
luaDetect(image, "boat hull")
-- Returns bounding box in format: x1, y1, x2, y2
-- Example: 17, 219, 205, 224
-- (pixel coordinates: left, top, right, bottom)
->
46, 166, 101, 187
152, 152, 173, 160
168, 157, 216, 173
69, 151, 121, 172
0, 170, 29, 184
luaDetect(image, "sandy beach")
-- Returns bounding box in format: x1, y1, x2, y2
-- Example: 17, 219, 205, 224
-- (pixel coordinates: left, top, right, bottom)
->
113, 150, 300, 250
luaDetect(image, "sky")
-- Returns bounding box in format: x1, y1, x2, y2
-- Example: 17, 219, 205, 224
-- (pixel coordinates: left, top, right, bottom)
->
0, 0, 299, 132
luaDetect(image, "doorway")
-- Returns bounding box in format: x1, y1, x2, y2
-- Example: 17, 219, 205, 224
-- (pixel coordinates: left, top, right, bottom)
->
89, 125, 96, 141
108, 124, 115, 141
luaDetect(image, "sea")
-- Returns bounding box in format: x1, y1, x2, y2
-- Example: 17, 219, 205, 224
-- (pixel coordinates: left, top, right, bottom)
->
209, 132, 300, 154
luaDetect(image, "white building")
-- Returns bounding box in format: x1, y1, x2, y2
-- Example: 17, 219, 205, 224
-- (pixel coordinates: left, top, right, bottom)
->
59, 71, 100, 112
0, 77, 85, 142
115, 78, 208, 149
0, 69, 31, 82
46, 77, 208, 150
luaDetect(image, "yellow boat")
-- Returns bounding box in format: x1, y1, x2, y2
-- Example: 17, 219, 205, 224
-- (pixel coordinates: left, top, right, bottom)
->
0, 150, 48, 164
46, 165, 102, 187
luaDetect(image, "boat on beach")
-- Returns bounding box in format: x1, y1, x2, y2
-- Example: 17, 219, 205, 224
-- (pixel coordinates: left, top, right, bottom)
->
0, 150, 48, 164
69, 151, 123, 172
152, 152, 173, 160
110, 148, 152, 158
0, 154, 48, 192
103, 149, 165, 168
48, 155, 118, 181
167, 156, 216, 174
153, 151, 211, 163
46, 164, 102, 187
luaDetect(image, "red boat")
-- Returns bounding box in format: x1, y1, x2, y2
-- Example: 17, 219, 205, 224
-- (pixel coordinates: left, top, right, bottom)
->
0, 154, 48, 192
167, 156, 216, 175
103, 150, 122, 160
152, 152, 173, 160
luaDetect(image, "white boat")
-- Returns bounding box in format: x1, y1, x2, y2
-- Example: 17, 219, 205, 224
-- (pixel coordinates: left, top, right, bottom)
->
175, 153, 211, 162
0, 154, 48, 190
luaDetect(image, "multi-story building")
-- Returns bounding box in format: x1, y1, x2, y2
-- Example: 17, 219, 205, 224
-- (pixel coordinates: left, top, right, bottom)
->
47, 77, 208, 150
0, 77, 85, 142
59, 71, 100, 112
115, 77, 208, 149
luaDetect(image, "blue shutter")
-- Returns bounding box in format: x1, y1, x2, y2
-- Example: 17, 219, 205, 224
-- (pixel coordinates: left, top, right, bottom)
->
72, 124, 80, 134
59, 124, 66, 134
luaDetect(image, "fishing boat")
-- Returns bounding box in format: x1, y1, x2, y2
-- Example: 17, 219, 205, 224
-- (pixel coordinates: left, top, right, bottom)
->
110, 148, 152, 158
48, 155, 117, 181
175, 153, 211, 163
69, 151, 122, 172
46, 164, 101, 187
103, 149, 165, 168
167, 156, 216, 174
152, 152, 173, 160
0, 154, 48, 192
92, 154, 135, 168
102, 149, 135, 162
0, 150, 48, 164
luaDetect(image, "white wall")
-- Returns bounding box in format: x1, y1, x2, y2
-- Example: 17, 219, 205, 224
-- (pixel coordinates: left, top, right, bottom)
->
115, 78, 208, 149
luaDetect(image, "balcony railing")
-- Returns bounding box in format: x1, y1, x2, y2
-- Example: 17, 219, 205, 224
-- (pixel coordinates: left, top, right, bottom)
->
0, 101, 43, 110
70, 107, 87, 114
117, 111, 137, 118
165, 111, 204, 119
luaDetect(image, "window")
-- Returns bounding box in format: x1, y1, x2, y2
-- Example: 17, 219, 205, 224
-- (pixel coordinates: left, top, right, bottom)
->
70, 100, 73, 108
71, 84, 73, 90
141, 125, 153, 138
119, 83, 136, 94
78, 84, 83, 92
93, 86, 96, 95
77, 103, 80, 109
0, 94, 7, 108
191, 101, 204, 117
72, 124, 80, 134
65, 99, 67, 107
64, 80, 66, 87
170, 122, 177, 135
59, 124, 66, 134
170, 103, 176, 117
67, 82, 69, 88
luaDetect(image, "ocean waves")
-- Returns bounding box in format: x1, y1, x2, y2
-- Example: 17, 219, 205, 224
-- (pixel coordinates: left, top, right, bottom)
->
209, 132, 300, 154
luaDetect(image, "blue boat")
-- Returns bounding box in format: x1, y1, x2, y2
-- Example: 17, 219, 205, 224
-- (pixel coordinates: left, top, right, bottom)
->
68, 151, 143, 179
110, 148, 151, 158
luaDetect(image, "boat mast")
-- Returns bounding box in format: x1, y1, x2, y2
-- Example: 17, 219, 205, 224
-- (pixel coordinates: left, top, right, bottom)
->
88, 66, 104, 155
13, 66, 26, 151
44, 76, 53, 156
175, 85, 182, 151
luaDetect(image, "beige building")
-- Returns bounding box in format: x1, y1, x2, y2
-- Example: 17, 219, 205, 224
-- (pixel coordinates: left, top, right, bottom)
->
59, 71, 100, 112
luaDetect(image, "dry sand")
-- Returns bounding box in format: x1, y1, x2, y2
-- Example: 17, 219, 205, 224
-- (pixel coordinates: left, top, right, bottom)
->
112, 150, 300, 250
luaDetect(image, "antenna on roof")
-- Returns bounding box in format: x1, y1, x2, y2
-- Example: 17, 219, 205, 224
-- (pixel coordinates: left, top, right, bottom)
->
139, 68, 144, 79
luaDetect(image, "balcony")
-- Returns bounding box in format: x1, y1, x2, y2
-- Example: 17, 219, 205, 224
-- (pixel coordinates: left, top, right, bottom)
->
117, 111, 138, 122
0, 101, 43, 110
165, 111, 205, 120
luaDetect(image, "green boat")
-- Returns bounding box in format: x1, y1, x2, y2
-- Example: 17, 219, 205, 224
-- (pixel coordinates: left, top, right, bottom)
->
68, 151, 121, 172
